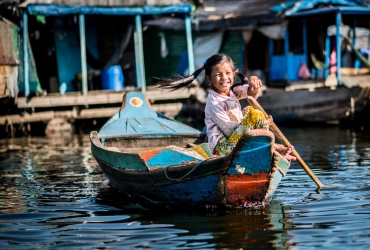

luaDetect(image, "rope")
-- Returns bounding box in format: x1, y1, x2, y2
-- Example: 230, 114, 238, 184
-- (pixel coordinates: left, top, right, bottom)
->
164, 159, 211, 181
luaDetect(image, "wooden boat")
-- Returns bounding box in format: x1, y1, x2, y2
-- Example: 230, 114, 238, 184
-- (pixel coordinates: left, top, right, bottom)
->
240, 86, 359, 125
90, 91, 291, 208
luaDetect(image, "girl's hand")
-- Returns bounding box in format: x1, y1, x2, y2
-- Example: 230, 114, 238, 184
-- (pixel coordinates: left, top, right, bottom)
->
232, 84, 248, 99
248, 76, 262, 96
266, 115, 273, 126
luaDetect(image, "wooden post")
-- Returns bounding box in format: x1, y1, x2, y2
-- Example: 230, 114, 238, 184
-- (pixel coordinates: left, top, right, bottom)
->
284, 25, 289, 81
336, 12, 342, 87
23, 11, 29, 97
269, 39, 273, 82
79, 14, 88, 95
185, 14, 195, 74
302, 19, 308, 64
353, 18, 359, 70
368, 21, 370, 66
325, 34, 330, 78
134, 15, 146, 92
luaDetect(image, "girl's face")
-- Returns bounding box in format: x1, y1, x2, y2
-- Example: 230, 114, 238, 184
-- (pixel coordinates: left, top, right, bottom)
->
206, 62, 235, 96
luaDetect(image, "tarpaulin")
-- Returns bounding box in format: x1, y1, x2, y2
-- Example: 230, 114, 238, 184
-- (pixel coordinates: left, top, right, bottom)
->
271, 0, 368, 15
27, 4, 192, 16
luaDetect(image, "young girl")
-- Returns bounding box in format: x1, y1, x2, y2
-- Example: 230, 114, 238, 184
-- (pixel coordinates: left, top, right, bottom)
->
158, 54, 295, 161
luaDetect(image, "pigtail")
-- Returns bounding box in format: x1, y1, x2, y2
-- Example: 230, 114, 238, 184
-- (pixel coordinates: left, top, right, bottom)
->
156, 66, 204, 92
230, 71, 249, 94
236, 71, 248, 84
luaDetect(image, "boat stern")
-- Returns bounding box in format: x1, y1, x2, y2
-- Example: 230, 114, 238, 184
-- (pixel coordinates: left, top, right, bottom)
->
225, 129, 290, 206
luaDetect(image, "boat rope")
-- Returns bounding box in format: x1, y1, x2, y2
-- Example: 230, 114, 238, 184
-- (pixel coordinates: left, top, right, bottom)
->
164, 159, 211, 181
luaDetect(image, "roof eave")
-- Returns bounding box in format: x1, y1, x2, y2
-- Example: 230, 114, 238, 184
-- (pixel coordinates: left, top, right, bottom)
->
287, 6, 370, 17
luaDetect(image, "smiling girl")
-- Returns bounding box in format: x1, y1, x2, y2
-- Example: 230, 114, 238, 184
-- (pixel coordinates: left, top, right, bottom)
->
158, 54, 295, 160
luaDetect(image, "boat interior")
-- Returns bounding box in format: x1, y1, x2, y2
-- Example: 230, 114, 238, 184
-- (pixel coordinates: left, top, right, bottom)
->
101, 135, 206, 154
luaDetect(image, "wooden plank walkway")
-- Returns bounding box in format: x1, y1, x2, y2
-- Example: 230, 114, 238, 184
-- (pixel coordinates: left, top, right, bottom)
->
2, 73, 369, 127
0, 87, 203, 126
285, 75, 338, 92
16, 88, 194, 108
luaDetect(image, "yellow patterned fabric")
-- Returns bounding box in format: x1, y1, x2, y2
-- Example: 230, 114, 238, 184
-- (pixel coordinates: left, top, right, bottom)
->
192, 143, 212, 159
214, 106, 268, 156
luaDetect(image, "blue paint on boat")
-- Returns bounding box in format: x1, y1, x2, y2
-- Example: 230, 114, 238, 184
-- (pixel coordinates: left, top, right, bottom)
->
146, 148, 202, 168
268, 170, 283, 198
90, 128, 292, 207
157, 174, 221, 205
229, 136, 272, 175
98, 92, 205, 139
276, 156, 290, 175
91, 139, 148, 171
119, 92, 156, 118
90, 91, 292, 207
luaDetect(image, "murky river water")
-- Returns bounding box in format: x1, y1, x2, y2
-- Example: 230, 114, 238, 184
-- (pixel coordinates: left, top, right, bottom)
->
1, 127, 370, 249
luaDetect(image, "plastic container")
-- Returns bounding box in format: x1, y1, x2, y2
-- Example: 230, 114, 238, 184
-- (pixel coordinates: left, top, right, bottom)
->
101, 65, 124, 91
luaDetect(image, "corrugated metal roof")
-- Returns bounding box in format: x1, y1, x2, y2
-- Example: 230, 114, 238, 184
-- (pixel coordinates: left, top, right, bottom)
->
193, 0, 286, 30
199, 0, 288, 16
143, 0, 286, 31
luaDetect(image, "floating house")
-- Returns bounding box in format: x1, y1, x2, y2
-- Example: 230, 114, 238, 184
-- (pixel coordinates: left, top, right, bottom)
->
0, 17, 20, 103
130, 0, 370, 126
169, 0, 370, 89
265, 0, 370, 128
271, 0, 370, 89
1, 0, 370, 136
0, 0, 201, 136
175, 0, 370, 125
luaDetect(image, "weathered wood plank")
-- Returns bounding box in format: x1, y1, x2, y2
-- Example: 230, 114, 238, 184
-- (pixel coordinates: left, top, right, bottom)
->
17, 89, 193, 108
0, 108, 118, 125
342, 74, 370, 88
0, 103, 183, 125
285, 79, 337, 92
17, 92, 124, 108
286, 73, 370, 92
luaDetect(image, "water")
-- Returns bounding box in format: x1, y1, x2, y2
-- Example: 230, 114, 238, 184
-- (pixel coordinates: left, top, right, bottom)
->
1, 127, 370, 249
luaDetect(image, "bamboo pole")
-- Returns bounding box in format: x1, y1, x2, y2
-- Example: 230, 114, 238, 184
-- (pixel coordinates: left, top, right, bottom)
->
247, 96, 324, 188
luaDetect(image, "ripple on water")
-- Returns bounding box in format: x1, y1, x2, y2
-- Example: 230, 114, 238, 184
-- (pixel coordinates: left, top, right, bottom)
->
1, 129, 370, 248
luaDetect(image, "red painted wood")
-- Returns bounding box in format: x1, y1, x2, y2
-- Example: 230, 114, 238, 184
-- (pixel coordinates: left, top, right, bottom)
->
139, 147, 164, 161
226, 172, 269, 205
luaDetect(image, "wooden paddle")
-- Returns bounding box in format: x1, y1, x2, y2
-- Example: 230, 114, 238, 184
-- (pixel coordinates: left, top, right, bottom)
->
247, 96, 324, 188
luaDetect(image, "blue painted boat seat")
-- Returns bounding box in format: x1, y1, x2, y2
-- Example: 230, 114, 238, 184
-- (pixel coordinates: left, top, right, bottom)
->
139, 145, 206, 170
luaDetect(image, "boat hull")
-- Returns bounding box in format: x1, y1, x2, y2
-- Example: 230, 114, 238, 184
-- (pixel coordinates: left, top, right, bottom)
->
240, 87, 356, 124
91, 91, 290, 208
91, 129, 290, 208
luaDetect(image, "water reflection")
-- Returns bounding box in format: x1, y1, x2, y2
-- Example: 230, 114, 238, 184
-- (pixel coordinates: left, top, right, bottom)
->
0, 198, 292, 249
0, 134, 102, 215
97, 187, 293, 248
1, 127, 370, 248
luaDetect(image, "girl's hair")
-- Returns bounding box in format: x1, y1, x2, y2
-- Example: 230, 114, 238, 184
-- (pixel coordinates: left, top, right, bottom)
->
157, 53, 248, 93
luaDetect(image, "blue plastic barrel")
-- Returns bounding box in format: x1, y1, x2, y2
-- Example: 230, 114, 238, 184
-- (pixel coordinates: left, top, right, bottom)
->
101, 65, 124, 91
